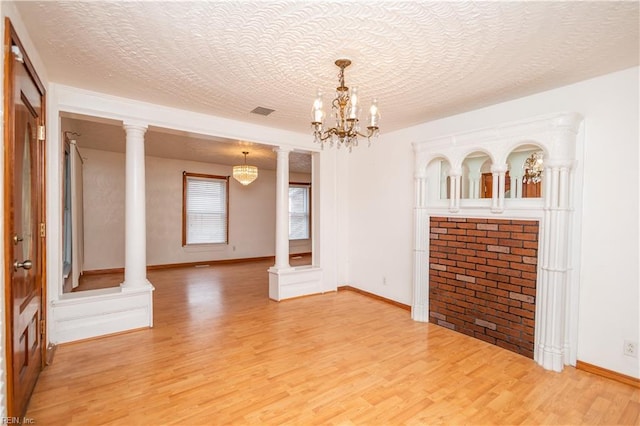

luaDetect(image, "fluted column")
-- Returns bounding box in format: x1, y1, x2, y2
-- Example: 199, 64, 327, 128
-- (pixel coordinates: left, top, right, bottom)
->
273, 146, 292, 270
536, 159, 574, 371
412, 170, 429, 322
121, 122, 150, 289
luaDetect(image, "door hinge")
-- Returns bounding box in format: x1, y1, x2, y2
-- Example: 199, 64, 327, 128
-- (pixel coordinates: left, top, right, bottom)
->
37, 125, 46, 141
40, 222, 46, 238
40, 319, 46, 338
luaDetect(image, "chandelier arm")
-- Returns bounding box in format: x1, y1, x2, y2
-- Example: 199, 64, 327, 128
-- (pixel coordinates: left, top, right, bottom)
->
356, 127, 379, 139
315, 128, 336, 142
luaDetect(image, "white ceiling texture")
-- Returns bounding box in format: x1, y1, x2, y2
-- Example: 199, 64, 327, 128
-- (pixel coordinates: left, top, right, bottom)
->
14, 1, 640, 172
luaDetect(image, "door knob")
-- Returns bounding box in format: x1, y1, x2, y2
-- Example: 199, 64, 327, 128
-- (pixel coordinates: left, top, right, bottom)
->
13, 235, 23, 244
14, 259, 32, 271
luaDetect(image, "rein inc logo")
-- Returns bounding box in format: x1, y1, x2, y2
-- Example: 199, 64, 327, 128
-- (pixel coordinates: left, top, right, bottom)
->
1, 418, 35, 424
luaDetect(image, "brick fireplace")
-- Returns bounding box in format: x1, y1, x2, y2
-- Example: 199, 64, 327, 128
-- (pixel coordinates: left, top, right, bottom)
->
428, 217, 539, 358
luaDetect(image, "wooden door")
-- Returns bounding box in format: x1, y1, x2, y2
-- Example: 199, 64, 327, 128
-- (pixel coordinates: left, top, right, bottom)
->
4, 19, 47, 417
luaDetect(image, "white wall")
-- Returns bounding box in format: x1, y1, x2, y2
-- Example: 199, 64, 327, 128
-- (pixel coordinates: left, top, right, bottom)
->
346, 67, 639, 378
81, 147, 312, 270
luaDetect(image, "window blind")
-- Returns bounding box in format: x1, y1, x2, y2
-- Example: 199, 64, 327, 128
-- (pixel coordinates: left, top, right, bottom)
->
185, 175, 227, 244
289, 185, 310, 240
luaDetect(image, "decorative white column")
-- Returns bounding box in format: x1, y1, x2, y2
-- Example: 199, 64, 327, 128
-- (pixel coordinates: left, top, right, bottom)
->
449, 168, 461, 212
412, 168, 429, 322
121, 122, 151, 289
490, 164, 507, 213
536, 159, 574, 371
268, 146, 322, 301
272, 146, 292, 270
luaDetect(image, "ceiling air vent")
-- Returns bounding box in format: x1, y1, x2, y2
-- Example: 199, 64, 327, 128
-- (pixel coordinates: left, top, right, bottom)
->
250, 106, 275, 116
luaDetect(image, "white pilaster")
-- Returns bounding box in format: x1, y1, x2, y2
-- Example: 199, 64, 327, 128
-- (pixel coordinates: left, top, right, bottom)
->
536, 159, 573, 371
121, 122, 151, 289
412, 171, 429, 322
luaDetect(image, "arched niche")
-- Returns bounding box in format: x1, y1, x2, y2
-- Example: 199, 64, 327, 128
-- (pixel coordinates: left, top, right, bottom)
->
461, 151, 492, 199
506, 143, 546, 199
425, 156, 452, 201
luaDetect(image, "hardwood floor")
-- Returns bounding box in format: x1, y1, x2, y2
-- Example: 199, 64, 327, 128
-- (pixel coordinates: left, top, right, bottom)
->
27, 259, 639, 425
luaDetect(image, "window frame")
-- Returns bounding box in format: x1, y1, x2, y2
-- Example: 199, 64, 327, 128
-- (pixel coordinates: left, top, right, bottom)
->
288, 182, 311, 241
182, 171, 229, 246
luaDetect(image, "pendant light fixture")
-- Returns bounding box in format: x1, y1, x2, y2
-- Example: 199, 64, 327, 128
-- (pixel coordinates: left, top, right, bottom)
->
232, 151, 258, 185
311, 59, 380, 151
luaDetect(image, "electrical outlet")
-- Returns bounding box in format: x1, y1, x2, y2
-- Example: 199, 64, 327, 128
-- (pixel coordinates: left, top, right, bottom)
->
623, 340, 637, 358
382, 276, 387, 285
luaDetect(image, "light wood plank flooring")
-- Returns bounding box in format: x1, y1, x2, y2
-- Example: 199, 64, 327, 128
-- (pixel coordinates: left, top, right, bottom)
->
27, 259, 639, 425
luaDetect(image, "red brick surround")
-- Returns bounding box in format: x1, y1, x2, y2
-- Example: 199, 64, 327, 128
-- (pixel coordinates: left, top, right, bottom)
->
429, 217, 539, 358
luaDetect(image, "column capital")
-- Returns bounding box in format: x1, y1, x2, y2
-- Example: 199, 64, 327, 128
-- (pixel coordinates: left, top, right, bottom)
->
123, 121, 149, 132
491, 164, 508, 173
273, 146, 294, 154
544, 159, 575, 170
448, 167, 462, 177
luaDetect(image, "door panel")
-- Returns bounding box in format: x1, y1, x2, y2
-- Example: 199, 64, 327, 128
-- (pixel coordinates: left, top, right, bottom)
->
4, 19, 47, 417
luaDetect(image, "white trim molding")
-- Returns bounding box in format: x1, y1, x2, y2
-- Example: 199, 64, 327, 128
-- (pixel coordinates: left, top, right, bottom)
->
412, 112, 583, 372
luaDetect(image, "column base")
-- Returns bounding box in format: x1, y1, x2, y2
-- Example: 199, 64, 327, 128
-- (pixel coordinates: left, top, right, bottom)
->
51, 281, 155, 343
536, 344, 566, 372
120, 279, 155, 291
268, 266, 322, 301
411, 303, 429, 322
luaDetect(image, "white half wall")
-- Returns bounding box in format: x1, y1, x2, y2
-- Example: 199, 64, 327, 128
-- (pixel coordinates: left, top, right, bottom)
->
346, 67, 639, 378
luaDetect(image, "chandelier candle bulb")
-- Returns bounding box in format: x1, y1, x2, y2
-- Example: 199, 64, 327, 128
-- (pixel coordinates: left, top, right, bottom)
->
368, 99, 380, 128
347, 87, 359, 121
311, 91, 324, 125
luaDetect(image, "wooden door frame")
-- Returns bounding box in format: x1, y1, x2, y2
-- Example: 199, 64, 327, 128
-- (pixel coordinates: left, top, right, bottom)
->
3, 17, 47, 417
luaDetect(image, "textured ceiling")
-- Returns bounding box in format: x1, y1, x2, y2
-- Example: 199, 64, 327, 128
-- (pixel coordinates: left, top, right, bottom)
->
14, 1, 640, 165
61, 115, 312, 173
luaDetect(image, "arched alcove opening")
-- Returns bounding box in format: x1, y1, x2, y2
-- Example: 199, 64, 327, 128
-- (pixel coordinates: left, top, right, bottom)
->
461, 151, 492, 199
425, 156, 452, 201
506, 143, 546, 199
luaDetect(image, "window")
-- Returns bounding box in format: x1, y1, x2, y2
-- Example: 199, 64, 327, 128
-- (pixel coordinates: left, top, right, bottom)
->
289, 183, 310, 240
182, 172, 229, 245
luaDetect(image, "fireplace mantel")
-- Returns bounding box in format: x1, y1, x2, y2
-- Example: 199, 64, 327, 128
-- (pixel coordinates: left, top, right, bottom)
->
411, 112, 583, 372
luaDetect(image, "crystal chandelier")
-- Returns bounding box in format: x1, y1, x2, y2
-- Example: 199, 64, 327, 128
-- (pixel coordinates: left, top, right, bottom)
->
311, 59, 380, 151
523, 151, 544, 184
233, 151, 258, 185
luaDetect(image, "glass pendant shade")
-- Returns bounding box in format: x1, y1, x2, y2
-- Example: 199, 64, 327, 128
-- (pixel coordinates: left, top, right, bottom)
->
233, 151, 258, 185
